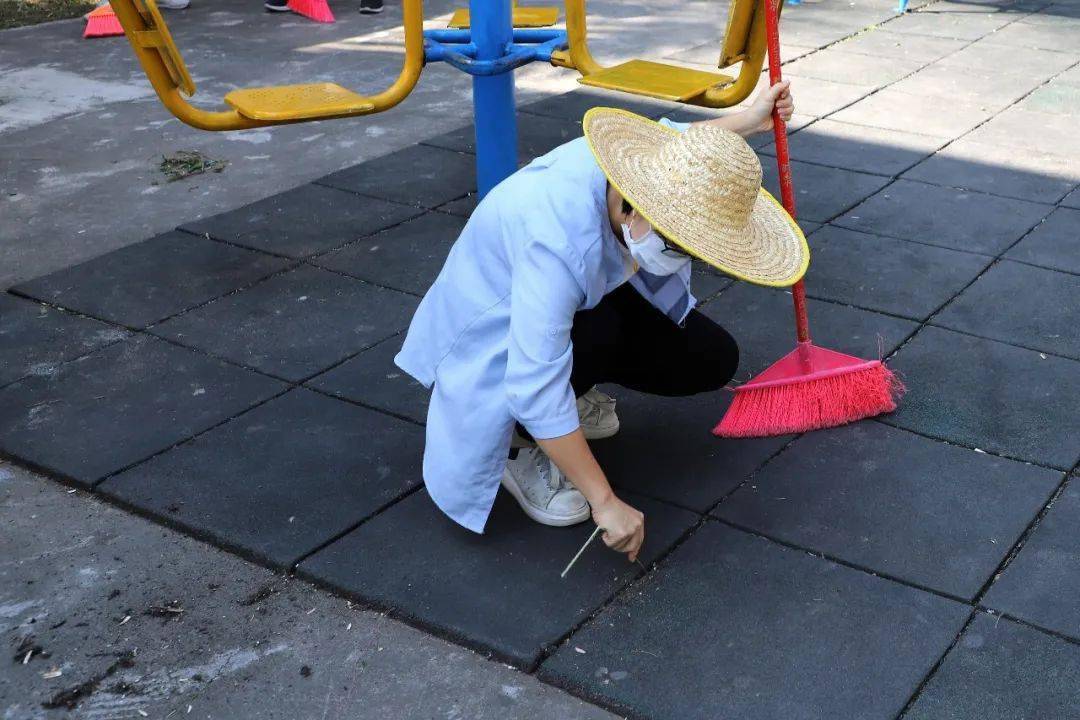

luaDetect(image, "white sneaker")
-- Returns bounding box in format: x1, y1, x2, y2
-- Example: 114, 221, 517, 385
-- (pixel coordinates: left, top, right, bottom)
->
157, 0, 190, 9
577, 387, 620, 440
501, 447, 590, 526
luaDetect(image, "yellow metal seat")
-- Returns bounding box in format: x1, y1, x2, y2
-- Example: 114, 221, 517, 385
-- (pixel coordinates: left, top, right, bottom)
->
578, 60, 735, 103
448, 5, 558, 28
225, 83, 376, 122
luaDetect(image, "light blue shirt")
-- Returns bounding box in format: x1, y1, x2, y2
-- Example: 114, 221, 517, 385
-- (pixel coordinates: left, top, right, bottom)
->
396, 121, 694, 532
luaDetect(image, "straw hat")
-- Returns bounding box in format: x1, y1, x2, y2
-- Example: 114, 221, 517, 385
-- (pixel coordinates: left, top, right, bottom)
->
582, 107, 809, 287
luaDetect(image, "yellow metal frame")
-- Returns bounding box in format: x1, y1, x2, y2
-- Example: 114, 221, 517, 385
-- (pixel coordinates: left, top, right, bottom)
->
448, 0, 558, 28
552, 0, 774, 108
109, 0, 426, 130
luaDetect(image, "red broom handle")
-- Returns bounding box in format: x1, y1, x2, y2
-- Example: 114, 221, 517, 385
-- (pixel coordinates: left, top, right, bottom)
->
763, 0, 811, 344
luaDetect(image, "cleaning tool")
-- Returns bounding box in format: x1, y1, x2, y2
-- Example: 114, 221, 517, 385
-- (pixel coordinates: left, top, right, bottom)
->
713, 0, 902, 438
83, 2, 124, 38
287, 0, 335, 23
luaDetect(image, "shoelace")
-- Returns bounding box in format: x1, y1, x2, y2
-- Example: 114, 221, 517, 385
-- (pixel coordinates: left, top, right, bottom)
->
533, 450, 568, 493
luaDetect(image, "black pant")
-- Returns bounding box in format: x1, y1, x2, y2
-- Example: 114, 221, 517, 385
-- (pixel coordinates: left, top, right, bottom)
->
516, 284, 739, 440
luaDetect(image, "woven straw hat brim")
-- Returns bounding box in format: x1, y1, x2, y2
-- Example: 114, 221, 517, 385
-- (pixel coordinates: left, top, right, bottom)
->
583, 107, 809, 288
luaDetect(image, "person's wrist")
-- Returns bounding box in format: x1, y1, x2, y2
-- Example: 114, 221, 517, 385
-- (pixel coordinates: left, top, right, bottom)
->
587, 486, 616, 510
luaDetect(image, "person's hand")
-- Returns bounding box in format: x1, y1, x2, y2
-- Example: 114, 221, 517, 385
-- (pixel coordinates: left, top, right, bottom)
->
591, 494, 645, 562
745, 80, 794, 134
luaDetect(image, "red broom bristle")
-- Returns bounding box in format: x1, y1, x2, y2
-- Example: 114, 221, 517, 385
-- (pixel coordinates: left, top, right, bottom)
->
287, 0, 335, 22
713, 363, 904, 438
84, 3, 124, 38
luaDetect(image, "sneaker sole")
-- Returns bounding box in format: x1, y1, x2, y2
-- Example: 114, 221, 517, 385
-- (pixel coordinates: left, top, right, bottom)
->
264, 5, 291, 10
500, 469, 590, 527
359, 6, 384, 12
582, 418, 620, 441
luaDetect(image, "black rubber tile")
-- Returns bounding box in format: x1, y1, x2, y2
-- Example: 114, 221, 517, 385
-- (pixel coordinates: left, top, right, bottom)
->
690, 262, 733, 302
12, 231, 290, 328
717, 422, 1060, 600
935, 260, 1080, 360
436, 192, 478, 218
0, 336, 284, 487
1061, 186, 1080, 209
884, 326, 1080, 470
780, 119, 946, 176
761, 158, 891, 223
906, 613, 1080, 720
316, 144, 477, 209
297, 489, 698, 668
984, 483, 1080, 639
591, 389, 790, 513
517, 88, 672, 122
306, 337, 429, 425
0, 294, 129, 388
181, 184, 422, 259
99, 388, 423, 568
701, 283, 918, 378
312, 213, 465, 297
1005, 207, 1080, 275
153, 265, 418, 383
540, 523, 969, 720
836, 179, 1051, 254
423, 113, 584, 164
806, 225, 992, 321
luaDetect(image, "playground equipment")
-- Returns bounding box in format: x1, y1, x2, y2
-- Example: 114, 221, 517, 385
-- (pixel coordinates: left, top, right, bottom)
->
107, 0, 774, 194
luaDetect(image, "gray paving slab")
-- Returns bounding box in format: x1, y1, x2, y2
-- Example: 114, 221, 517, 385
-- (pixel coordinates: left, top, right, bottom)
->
774, 119, 947, 176
938, 38, 1079, 81
540, 522, 969, 720
98, 388, 423, 568
935, 259, 1080, 359
907, 613, 1080, 720
902, 138, 1079, 203
985, 17, 1080, 52
833, 28, 968, 62
0, 294, 129, 389
312, 212, 465, 297
884, 9, 1014, 39
590, 388, 791, 513
0, 463, 616, 720
152, 265, 417, 382
835, 179, 1050, 254
884, 325, 1080, 470
1019, 82, 1080, 115
12, 231, 292, 328
778, 75, 876, 117
784, 49, 925, 88
805, 225, 992, 320
423, 113, 586, 164
701, 283, 919, 378
179, 184, 424, 260
306, 336, 429, 425
966, 107, 1080, 158
761, 158, 891, 223
297, 489, 698, 668
1006, 206, 1080, 274
0, 335, 284, 487
983, 483, 1080, 639
690, 262, 735, 302
437, 192, 480, 218
831, 88, 996, 138
717, 422, 1060, 600
316, 144, 478, 209
888, 64, 1045, 112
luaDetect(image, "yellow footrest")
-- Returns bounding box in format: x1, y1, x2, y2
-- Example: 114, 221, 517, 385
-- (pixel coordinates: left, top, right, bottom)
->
579, 60, 735, 103
224, 83, 375, 122
447, 6, 558, 28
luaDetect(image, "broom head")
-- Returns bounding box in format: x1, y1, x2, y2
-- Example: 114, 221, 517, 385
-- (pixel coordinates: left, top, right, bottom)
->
287, 0, 335, 22
84, 2, 124, 38
713, 342, 903, 438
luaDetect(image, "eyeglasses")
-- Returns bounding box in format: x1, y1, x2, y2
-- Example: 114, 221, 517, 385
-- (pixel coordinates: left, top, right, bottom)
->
661, 237, 690, 258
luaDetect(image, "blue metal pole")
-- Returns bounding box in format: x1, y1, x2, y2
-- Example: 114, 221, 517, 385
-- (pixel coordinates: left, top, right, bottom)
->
471, 0, 518, 197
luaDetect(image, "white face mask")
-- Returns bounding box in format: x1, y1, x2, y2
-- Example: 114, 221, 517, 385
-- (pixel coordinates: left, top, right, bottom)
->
621, 219, 691, 277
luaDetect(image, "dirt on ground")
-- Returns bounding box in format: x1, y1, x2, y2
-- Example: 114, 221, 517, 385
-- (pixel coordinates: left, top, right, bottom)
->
0, 0, 98, 30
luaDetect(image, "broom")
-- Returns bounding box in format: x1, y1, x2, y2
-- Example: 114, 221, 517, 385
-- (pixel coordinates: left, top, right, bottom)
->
84, 2, 124, 38
287, 0, 335, 22
713, 0, 902, 438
